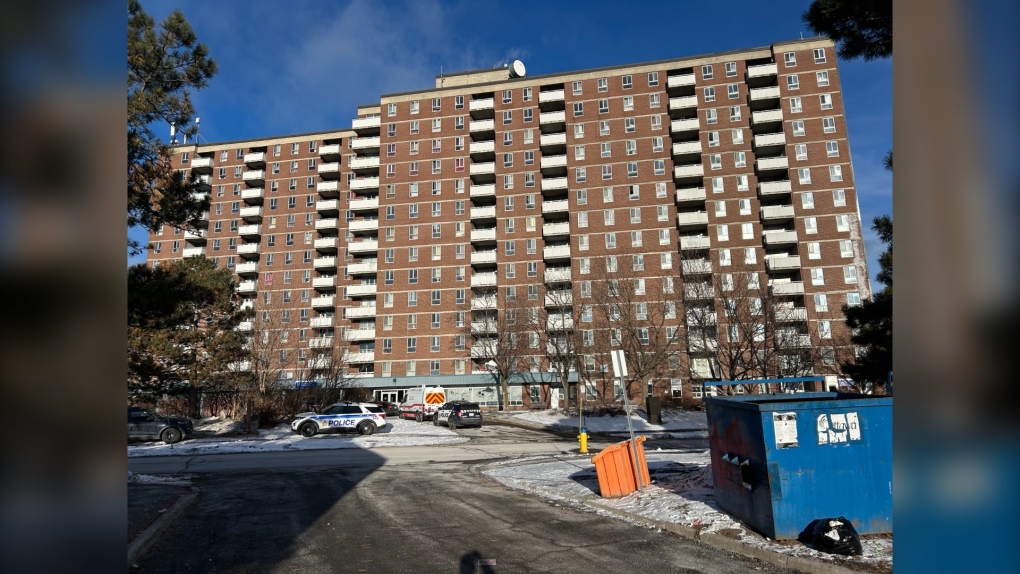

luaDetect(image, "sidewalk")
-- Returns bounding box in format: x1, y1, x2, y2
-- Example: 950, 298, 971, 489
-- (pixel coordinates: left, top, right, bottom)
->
486, 407, 709, 438
478, 451, 892, 574
128, 474, 198, 568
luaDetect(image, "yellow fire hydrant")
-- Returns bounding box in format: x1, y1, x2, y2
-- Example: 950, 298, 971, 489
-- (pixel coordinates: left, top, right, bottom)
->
578, 427, 588, 454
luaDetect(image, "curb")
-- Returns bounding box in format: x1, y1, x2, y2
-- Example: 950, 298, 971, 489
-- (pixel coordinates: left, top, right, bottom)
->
127, 487, 199, 570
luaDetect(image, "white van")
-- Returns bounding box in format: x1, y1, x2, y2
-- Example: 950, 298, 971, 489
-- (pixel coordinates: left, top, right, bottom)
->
398, 386, 446, 421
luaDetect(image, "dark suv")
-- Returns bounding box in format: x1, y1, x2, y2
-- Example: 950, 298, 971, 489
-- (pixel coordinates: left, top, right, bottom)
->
127, 407, 194, 444
433, 401, 483, 429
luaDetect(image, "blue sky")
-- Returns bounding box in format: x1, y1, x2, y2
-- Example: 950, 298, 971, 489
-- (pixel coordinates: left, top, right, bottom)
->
132, 0, 892, 288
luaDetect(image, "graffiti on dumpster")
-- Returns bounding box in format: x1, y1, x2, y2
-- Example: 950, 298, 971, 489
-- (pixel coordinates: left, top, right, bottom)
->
772, 412, 799, 449
817, 412, 862, 445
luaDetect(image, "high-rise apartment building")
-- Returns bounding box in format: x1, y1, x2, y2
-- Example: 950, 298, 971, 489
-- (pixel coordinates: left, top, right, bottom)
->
151, 38, 869, 408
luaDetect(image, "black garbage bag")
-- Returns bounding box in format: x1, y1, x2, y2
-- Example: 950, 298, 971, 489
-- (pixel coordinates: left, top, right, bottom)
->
802, 517, 863, 556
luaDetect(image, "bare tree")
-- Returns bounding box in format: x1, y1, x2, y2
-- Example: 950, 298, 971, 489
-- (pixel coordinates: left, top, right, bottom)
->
304, 328, 361, 410
528, 284, 585, 409
467, 287, 532, 410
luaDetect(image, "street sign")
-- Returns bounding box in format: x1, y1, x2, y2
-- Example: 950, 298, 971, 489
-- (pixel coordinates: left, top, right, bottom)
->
610, 350, 628, 378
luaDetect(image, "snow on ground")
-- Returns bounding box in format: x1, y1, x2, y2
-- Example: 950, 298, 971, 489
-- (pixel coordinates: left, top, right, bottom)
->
128, 471, 193, 486
504, 408, 707, 434
128, 417, 467, 458
482, 451, 892, 571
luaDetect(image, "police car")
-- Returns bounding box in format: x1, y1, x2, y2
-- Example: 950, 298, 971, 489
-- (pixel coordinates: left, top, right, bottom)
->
433, 401, 483, 430
291, 402, 388, 437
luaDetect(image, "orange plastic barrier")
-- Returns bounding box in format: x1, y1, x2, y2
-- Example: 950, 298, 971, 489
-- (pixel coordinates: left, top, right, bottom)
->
590, 436, 650, 498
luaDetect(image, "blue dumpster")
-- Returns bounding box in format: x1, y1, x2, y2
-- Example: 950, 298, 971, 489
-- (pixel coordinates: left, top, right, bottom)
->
704, 392, 892, 540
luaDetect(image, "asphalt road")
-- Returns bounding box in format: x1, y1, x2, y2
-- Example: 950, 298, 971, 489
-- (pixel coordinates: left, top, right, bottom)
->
130, 423, 789, 574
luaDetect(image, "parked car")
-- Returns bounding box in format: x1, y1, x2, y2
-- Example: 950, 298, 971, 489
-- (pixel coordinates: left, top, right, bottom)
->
433, 401, 483, 430
291, 402, 388, 437
372, 400, 400, 417
127, 406, 194, 444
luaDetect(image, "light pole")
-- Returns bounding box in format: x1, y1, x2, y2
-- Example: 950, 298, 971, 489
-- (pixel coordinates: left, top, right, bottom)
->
484, 359, 502, 411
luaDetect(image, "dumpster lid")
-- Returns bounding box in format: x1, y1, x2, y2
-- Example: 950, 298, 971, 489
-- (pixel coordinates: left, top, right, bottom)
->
703, 392, 892, 412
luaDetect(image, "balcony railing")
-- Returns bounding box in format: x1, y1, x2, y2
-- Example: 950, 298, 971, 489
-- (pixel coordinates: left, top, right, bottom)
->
346, 306, 377, 319
242, 170, 265, 182
310, 316, 334, 328
540, 133, 567, 147
469, 98, 494, 111
316, 199, 340, 212
350, 176, 379, 190
235, 262, 258, 274
766, 256, 802, 271
350, 136, 380, 150
469, 141, 494, 154
681, 259, 713, 275
761, 205, 796, 220
311, 295, 335, 308
672, 141, 702, 155
243, 152, 265, 165
470, 296, 497, 310
676, 187, 706, 202
667, 73, 696, 87
347, 284, 377, 297
749, 86, 781, 101
541, 177, 567, 191
759, 180, 792, 196
236, 280, 256, 293
469, 119, 495, 132
237, 243, 260, 255
470, 184, 495, 197
751, 109, 784, 125
543, 245, 571, 260
540, 155, 567, 169
763, 230, 799, 245
668, 95, 698, 111
313, 256, 337, 269
348, 219, 379, 232
347, 261, 378, 274
471, 250, 497, 265
239, 206, 263, 219
470, 162, 495, 175
314, 237, 338, 250
677, 212, 709, 227
312, 276, 336, 288
470, 228, 497, 242
544, 268, 571, 283
319, 144, 341, 157
183, 247, 203, 258
315, 218, 338, 231
538, 90, 564, 103
541, 199, 569, 214
679, 235, 711, 250
471, 273, 497, 287
674, 164, 704, 178
539, 111, 566, 124
756, 156, 789, 171
349, 197, 379, 211
470, 206, 496, 219
746, 63, 778, 78
351, 116, 381, 131
542, 221, 570, 236
671, 118, 700, 132
347, 240, 378, 254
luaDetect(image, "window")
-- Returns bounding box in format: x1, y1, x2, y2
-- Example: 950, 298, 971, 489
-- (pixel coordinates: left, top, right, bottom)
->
574, 145, 586, 161
784, 51, 797, 67
649, 93, 661, 108
605, 233, 616, 249
653, 159, 665, 175
819, 93, 833, 110
844, 265, 858, 284
624, 118, 635, 132
802, 191, 815, 209
706, 109, 717, 124
787, 75, 799, 90
410, 100, 419, 114
836, 214, 851, 232
829, 165, 843, 182
733, 151, 746, 168
730, 106, 742, 122
577, 189, 587, 204
701, 64, 713, 79
823, 117, 836, 133
572, 80, 583, 95
577, 212, 588, 227
814, 293, 828, 312
795, 143, 808, 160
652, 137, 664, 152
818, 320, 832, 340
717, 225, 729, 241
745, 247, 757, 264
598, 120, 610, 136
813, 48, 826, 63
727, 84, 739, 99
598, 99, 609, 114
623, 96, 634, 111
742, 222, 753, 238
811, 268, 825, 285
825, 141, 840, 157
522, 87, 532, 102
715, 200, 727, 216
573, 102, 583, 116
712, 177, 724, 193
704, 86, 715, 102
847, 292, 862, 306
630, 230, 643, 247
576, 167, 586, 182
523, 108, 533, 122
792, 120, 806, 136
719, 249, 731, 266
710, 154, 722, 170
805, 217, 818, 234
708, 131, 719, 147
798, 167, 812, 184
502, 110, 512, 125
602, 165, 613, 180
736, 175, 748, 191
816, 70, 830, 87
621, 74, 632, 89
833, 189, 846, 206
789, 96, 803, 113
806, 242, 821, 260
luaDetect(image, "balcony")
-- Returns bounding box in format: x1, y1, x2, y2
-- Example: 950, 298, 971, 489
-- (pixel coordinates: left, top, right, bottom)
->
195, 174, 211, 190
543, 244, 571, 260
680, 235, 711, 250
236, 320, 253, 332
183, 247, 204, 258
671, 118, 700, 132
242, 170, 264, 185
470, 228, 496, 242
311, 295, 335, 309
309, 337, 334, 349
319, 143, 341, 159
471, 296, 497, 310
547, 315, 574, 331
310, 316, 334, 328
674, 164, 704, 179
675, 187, 706, 203
470, 205, 496, 220
347, 351, 375, 364
766, 256, 802, 271
314, 198, 338, 214
241, 187, 263, 201
761, 205, 796, 221
759, 180, 793, 196
469, 119, 495, 133
318, 162, 341, 178
686, 312, 718, 326
542, 199, 569, 214
348, 197, 378, 211
350, 136, 380, 150
239, 206, 263, 221
349, 156, 379, 171
315, 218, 339, 231
540, 132, 567, 148
314, 237, 338, 251
347, 283, 377, 297
539, 110, 566, 125
754, 132, 787, 148
538, 89, 564, 103
776, 307, 809, 322
682, 259, 713, 275
471, 273, 497, 287
470, 346, 494, 359
541, 177, 567, 191
352, 116, 380, 132
540, 155, 567, 170
313, 276, 336, 289
543, 221, 570, 236
751, 109, 784, 125
350, 176, 379, 190
347, 239, 378, 254
184, 229, 206, 242
348, 219, 379, 232
667, 73, 696, 88
763, 230, 799, 245
471, 321, 497, 334
190, 157, 212, 172
779, 334, 813, 349
470, 162, 495, 175
746, 63, 778, 78
469, 140, 494, 154
672, 141, 702, 156
756, 156, 789, 171
314, 256, 337, 269
317, 181, 339, 196
469, 98, 494, 112
346, 305, 377, 319
544, 268, 571, 283
347, 261, 378, 275
237, 225, 261, 238
668, 95, 698, 111
235, 262, 258, 275
684, 284, 716, 300
243, 152, 265, 166
236, 243, 260, 256
239, 299, 254, 312
471, 250, 497, 265
677, 211, 709, 227
236, 280, 256, 293
346, 329, 376, 342
545, 291, 573, 307
470, 184, 495, 197
749, 86, 781, 101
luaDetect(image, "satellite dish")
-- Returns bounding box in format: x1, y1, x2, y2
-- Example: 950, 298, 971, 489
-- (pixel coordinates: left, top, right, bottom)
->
509, 60, 526, 78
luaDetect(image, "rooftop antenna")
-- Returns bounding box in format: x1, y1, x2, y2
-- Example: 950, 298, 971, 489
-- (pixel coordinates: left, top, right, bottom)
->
169, 122, 177, 145
440, 66, 444, 87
